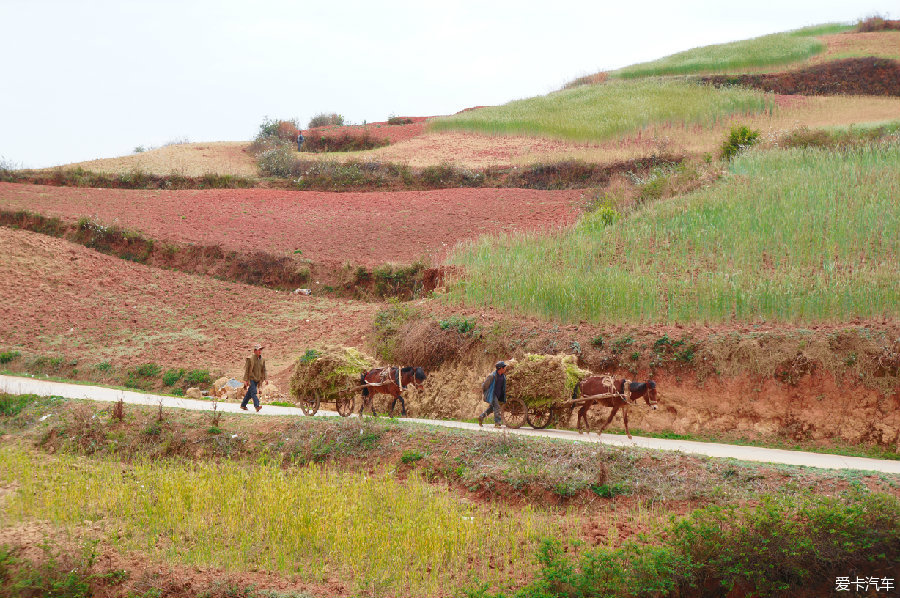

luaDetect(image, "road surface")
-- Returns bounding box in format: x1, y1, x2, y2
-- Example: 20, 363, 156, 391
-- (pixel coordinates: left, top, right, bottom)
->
2, 374, 898, 474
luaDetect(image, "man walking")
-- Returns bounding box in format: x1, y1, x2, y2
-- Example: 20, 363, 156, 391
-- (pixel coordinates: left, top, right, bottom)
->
241, 344, 267, 412
478, 361, 508, 428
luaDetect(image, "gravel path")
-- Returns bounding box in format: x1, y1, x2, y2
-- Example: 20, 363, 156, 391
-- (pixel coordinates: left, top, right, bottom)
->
3, 374, 899, 474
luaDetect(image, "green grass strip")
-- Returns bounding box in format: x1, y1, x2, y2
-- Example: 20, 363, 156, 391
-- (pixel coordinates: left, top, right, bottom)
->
447, 142, 900, 324
611, 23, 854, 78
431, 79, 770, 143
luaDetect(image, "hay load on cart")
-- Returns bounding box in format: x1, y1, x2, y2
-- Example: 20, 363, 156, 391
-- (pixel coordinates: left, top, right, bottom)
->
503, 353, 591, 429
289, 346, 376, 416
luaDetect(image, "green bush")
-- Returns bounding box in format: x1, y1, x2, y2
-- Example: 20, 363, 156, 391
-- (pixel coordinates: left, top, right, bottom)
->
184, 369, 210, 386
387, 115, 414, 125
134, 363, 161, 378
465, 491, 900, 598
0, 350, 20, 364
439, 316, 476, 334
162, 368, 184, 386
400, 449, 424, 464
721, 125, 760, 160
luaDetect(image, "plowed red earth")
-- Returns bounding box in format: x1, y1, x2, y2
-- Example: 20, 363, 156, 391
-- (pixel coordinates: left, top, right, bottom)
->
0, 183, 582, 266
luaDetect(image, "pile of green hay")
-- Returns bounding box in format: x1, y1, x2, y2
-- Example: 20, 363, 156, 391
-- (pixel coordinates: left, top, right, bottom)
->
289, 347, 376, 401
506, 354, 591, 407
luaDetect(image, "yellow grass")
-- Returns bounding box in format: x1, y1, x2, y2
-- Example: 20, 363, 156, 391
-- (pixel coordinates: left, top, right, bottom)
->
59, 141, 258, 177
808, 31, 900, 63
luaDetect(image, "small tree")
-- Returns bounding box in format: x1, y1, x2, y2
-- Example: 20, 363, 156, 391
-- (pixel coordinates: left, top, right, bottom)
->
721, 125, 760, 160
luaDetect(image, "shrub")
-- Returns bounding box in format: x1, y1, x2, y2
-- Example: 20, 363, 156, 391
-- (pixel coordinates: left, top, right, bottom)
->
372, 300, 421, 362
400, 449, 424, 464
184, 369, 211, 386
387, 115, 414, 125
308, 112, 344, 128
299, 130, 389, 153
0, 350, 20, 364
134, 363, 161, 378
857, 15, 900, 32
256, 117, 300, 142
256, 141, 295, 177
779, 126, 832, 149
721, 125, 760, 160
162, 368, 184, 386
439, 315, 476, 334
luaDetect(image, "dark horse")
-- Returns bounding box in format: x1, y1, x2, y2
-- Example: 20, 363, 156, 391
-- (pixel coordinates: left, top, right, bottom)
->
569, 376, 658, 438
359, 366, 426, 417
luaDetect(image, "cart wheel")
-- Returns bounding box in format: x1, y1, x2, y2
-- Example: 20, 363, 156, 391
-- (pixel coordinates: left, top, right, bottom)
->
502, 398, 527, 429
300, 393, 320, 416
527, 406, 555, 429
335, 393, 355, 417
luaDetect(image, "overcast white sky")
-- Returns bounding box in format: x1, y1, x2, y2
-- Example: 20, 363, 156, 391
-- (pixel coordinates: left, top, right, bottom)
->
0, 0, 895, 168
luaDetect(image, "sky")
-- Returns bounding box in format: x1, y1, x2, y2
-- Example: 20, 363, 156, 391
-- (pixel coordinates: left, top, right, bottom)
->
0, 0, 896, 168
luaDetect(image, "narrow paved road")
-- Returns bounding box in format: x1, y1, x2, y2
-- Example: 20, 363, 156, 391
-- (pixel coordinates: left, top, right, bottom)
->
3, 374, 899, 474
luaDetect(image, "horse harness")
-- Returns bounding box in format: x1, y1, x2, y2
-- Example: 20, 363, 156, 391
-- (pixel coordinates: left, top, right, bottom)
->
379, 366, 406, 392
601, 375, 632, 404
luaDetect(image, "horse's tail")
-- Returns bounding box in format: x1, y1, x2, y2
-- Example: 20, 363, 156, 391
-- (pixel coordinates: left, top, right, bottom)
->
571, 381, 581, 402
361, 371, 369, 396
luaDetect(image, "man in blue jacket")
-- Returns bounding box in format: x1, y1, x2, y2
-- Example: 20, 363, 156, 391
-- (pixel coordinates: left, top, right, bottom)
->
478, 361, 508, 428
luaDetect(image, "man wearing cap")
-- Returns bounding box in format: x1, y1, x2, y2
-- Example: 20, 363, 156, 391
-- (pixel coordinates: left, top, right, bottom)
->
241, 344, 267, 412
478, 361, 507, 428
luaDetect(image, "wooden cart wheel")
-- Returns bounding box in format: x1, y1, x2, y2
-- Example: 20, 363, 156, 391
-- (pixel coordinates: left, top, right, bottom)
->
527, 406, 555, 429
335, 393, 355, 417
502, 398, 527, 429
300, 393, 320, 416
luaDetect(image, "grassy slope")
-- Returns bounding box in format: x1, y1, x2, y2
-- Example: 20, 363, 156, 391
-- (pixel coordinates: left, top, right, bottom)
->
447, 141, 900, 323
610, 23, 853, 79
430, 79, 770, 143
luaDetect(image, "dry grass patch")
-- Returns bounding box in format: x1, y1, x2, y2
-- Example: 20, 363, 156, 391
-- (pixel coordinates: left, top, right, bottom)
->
810, 31, 900, 63
60, 141, 258, 177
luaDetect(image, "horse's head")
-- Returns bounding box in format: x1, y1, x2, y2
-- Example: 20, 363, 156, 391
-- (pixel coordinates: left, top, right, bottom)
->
644, 380, 659, 410
402, 366, 427, 391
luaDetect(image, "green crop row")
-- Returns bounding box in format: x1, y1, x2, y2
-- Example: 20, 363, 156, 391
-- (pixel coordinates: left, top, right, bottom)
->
446, 141, 900, 323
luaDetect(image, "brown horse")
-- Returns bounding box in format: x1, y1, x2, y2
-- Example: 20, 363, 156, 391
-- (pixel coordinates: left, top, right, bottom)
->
569, 376, 658, 438
358, 366, 426, 417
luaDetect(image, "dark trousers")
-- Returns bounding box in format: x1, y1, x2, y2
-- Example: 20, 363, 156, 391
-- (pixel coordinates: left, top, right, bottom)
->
241, 380, 260, 409
480, 395, 503, 424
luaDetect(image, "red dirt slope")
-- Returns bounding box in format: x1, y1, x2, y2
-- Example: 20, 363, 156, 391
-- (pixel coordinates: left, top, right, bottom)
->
702, 57, 900, 96
0, 183, 582, 267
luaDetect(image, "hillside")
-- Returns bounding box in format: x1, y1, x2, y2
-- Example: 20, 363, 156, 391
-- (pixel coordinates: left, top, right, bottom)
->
2, 17, 900, 598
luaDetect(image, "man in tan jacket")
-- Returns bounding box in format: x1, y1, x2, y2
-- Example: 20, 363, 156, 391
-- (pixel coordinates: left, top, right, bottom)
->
241, 344, 267, 412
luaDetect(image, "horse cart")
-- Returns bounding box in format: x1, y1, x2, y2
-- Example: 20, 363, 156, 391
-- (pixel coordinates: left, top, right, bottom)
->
296, 377, 404, 417
500, 375, 631, 430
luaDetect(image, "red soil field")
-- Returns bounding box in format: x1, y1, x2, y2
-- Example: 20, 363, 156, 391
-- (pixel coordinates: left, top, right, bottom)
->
0, 183, 582, 267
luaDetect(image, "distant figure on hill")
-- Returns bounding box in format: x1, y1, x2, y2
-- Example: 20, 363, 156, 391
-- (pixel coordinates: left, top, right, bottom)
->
241, 344, 267, 412
478, 361, 508, 428
297, 132, 305, 151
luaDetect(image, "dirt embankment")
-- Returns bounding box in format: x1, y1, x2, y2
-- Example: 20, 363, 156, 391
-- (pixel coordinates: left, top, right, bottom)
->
373, 313, 900, 452
702, 57, 900, 96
